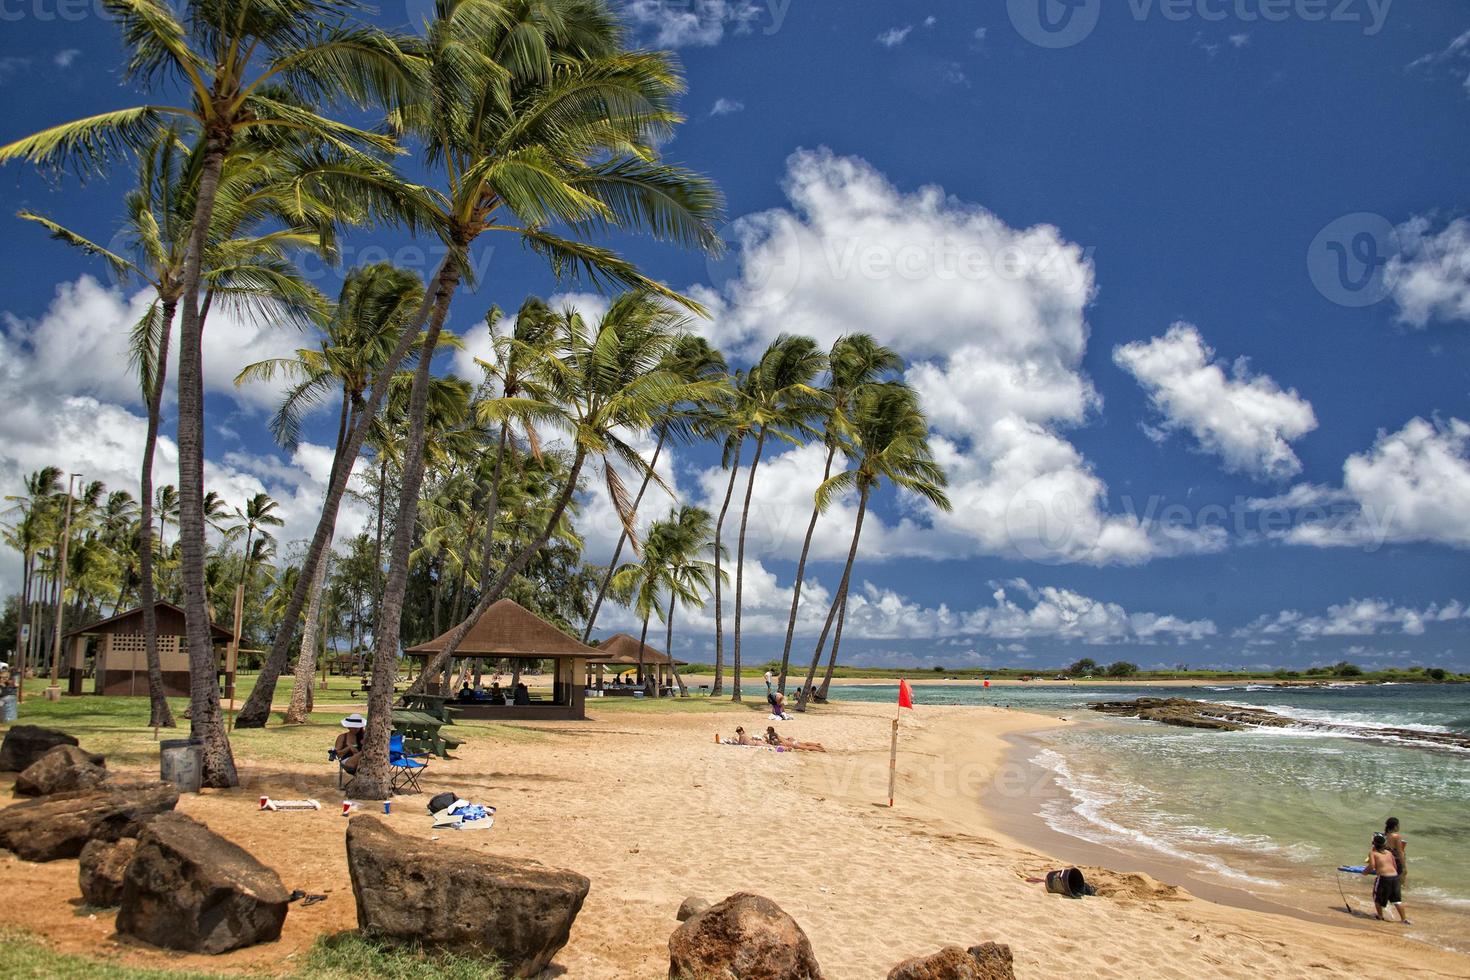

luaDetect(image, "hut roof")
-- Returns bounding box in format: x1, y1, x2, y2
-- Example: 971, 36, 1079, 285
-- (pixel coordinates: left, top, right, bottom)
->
588, 632, 688, 667
63, 600, 233, 642
405, 599, 595, 659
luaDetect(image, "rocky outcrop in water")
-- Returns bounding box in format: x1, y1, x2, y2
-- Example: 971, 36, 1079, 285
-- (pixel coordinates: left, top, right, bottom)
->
1088, 698, 1470, 751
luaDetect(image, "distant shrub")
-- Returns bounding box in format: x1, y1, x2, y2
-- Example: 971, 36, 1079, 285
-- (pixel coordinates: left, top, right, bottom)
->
1106, 661, 1139, 677
1428, 667, 1447, 682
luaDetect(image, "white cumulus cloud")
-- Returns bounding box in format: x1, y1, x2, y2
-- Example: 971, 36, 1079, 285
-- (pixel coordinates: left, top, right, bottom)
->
1113, 322, 1317, 480
1387, 215, 1470, 327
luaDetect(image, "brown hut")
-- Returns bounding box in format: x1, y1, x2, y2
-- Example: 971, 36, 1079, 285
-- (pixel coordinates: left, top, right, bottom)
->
586, 632, 689, 695
405, 599, 595, 720
62, 601, 233, 697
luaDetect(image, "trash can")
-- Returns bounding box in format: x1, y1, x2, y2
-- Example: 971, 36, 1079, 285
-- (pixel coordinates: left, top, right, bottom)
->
1045, 867, 1086, 898
0, 694, 16, 723
160, 738, 204, 793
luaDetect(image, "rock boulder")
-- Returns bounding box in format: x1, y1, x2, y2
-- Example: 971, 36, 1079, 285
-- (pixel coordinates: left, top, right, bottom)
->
0, 782, 178, 861
117, 812, 289, 954
79, 837, 137, 907
0, 725, 80, 771
346, 815, 589, 978
886, 943, 1015, 980
14, 744, 108, 796
668, 892, 823, 980
677, 895, 711, 921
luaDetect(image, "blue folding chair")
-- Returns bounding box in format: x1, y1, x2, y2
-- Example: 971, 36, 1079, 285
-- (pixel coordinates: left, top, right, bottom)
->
389, 733, 429, 794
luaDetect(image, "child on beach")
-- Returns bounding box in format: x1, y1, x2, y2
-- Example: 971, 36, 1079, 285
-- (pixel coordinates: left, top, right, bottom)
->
1384, 817, 1408, 880
1363, 832, 1410, 925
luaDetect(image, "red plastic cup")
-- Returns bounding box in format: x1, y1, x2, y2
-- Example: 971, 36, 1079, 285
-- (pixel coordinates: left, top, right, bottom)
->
259, 796, 269, 810
341, 800, 352, 816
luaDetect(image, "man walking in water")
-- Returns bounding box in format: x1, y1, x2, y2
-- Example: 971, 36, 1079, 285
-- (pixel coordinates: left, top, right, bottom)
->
1363, 832, 1410, 924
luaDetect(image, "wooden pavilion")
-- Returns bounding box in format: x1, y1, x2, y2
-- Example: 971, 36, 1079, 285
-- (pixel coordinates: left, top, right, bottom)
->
405, 599, 594, 721
586, 632, 689, 695
61, 601, 233, 697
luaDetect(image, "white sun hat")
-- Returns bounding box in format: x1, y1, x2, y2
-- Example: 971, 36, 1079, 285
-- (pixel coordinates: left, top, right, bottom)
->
341, 712, 366, 729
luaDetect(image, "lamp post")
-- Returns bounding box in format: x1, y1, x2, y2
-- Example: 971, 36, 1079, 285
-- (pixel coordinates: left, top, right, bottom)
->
46, 472, 81, 700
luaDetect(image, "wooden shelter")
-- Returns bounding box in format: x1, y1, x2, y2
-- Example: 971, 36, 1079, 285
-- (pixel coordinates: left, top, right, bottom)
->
586, 632, 688, 695
405, 599, 594, 720
62, 601, 233, 697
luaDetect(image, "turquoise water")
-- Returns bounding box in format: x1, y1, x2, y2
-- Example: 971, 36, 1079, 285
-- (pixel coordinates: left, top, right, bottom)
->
829, 683, 1470, 949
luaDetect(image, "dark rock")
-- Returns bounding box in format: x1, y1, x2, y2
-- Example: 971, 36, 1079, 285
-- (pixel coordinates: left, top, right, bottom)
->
668, 892, 823, 980
117, 812, 289, 954
0, 783, 179, 861
887, 943, 1015, 980
346, 815, 589, 978
14, 744, 108, 796
0, 725, 80, 772
677, 895, 710, 921
1088, 697, 1470, 751
79, 837, 137, 907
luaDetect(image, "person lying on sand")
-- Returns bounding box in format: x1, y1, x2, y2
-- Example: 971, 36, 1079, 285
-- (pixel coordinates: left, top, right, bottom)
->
765, 726, 827, 752
1363, 832, 1410, 924
732, 726, 761, 746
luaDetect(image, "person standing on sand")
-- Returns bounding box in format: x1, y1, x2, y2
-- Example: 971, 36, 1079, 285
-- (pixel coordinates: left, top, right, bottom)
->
764, 668, 774, 693
1384, 817, 1408, 881
1363, 833, 1410, 924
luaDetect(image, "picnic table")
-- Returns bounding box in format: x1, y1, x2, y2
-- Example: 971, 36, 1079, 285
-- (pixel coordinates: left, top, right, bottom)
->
391, 708, 463, 759
399, 693, 459, 723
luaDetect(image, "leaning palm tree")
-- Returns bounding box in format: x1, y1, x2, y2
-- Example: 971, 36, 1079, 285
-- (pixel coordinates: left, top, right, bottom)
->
244, 0, 724, 736
1, 0, 423, 787
730, 336, 828, 702
582, 334, 726, 642
708, 368, 753, 697
796, 384, 950, 709
608, 507, 711, 696
232, 263, 426, 727
776, 335, 901, 692
367, 293, 715, 767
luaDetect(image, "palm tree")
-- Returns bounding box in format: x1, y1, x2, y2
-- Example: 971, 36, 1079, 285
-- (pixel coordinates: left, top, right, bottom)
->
349, 0, 724, 796
228, 493, 284, 597
776, 335, 901, 692
1, 468, 63, 696
708, 368, 753, 697
232, 263, 426, 727
2, 0, 422, 787
730, 336, 828, 702
380, 291, 711, 738
582, 334, 726, 642
796, 384, 950, 709
653, 505, 721, 696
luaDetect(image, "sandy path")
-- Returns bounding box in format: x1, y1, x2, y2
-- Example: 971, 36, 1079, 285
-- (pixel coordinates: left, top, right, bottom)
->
2, 701, 1466, 978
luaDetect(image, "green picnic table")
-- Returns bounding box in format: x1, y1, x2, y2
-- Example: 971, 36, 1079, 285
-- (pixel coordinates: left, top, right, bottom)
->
391, 708, 463, 759
400, 693, 460, 723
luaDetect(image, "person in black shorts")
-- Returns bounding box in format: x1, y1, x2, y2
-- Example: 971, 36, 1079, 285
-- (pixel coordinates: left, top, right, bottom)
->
1364, 832, 1410, 924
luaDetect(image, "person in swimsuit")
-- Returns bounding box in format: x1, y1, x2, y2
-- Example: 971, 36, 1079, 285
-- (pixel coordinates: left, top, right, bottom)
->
764, 726, 827, 752
1384, 816, 1408, 881
732, 726, 760, 746
1363, 832, 1410, 924
334, 713, 367, 774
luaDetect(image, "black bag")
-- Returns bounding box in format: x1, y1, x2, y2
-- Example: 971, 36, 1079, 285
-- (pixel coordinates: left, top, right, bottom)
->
427, 791, 457, 815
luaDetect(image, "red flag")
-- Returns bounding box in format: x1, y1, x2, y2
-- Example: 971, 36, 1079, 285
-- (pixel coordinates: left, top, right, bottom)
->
898, 678, 914, 709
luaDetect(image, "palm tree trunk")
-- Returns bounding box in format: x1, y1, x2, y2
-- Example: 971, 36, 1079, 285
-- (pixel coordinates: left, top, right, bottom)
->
638, 610, 651, 697
282, 552, 330, 724
582, 426, 666, 642
816, 593, 847, 701
665, 592, 686, 696
17, 553, 32, 698
711, 439, 742, 697
138, 301, 177, 728
404, 451, 587, 696
475, 422, 510, 592
232, 256, 449, 729
353, 263, 464, 799
777, 443, 837, 693
174, 137, 237, 787
797, 485, 869, 711
731, 429, 767, 704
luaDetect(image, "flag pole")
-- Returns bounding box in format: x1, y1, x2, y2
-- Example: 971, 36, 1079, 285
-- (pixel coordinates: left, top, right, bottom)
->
887, 713, 899, 807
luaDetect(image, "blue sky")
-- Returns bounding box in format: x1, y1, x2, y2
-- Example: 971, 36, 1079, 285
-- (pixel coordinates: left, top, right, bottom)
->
2, 0, 1468, 671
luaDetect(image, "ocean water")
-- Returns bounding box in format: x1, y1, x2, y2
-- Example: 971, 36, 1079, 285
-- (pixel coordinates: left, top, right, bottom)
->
828, 683, 1470, 949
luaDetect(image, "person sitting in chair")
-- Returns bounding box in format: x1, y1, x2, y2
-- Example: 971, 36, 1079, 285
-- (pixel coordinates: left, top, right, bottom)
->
335, 713, 367, 774
513, 682, 531, 706
488, 681, 505, 704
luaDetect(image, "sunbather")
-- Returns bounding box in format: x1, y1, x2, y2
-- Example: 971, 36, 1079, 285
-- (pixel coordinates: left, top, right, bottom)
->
765, 726, 827, 752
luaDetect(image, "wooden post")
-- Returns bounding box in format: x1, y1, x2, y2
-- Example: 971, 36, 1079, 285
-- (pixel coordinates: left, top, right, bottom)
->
227, 581, 243, 729
887, 716, 899, 808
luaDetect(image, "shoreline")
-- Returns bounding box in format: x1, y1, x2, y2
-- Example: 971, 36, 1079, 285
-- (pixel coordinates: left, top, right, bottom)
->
677, 673, 1374, 689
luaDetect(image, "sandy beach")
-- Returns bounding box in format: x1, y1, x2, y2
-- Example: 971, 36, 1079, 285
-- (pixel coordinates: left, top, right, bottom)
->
2, 700, 1465, 978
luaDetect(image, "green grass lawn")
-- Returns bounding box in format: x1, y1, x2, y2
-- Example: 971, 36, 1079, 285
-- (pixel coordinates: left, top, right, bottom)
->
0, 930, 504, 980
